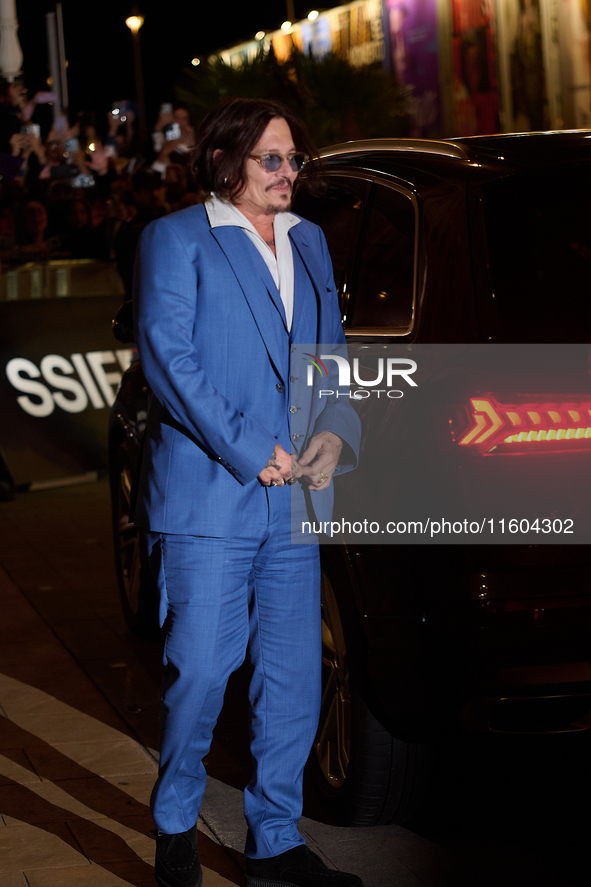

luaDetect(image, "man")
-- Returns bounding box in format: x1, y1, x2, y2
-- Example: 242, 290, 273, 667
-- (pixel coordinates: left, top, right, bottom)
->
133, 98, 361, 887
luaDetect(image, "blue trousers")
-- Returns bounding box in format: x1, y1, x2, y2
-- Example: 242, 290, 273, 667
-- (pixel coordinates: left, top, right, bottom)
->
145, 486, 321, 858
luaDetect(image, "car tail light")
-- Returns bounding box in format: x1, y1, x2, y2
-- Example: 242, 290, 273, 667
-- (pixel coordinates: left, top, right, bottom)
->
450, 396, 591, 455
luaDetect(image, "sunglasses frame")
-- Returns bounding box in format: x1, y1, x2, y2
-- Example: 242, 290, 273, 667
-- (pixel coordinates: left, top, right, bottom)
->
249, 152, 309, 173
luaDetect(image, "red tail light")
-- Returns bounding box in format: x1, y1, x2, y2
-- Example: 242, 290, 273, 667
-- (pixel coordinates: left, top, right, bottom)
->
451, 397, 591, 455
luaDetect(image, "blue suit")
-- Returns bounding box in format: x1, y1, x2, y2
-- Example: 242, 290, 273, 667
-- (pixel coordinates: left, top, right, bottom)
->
133, 203, 360, 857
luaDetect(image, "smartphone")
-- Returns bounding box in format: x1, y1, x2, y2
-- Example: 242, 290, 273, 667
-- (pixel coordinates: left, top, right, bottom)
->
21, 124, 41, 138
50, 165, 77, 179
111, 100, 129, 120
160, 103, 173, 114
65, 137, 79, 163
71, 173, 95, 189
164, 122, 181, 141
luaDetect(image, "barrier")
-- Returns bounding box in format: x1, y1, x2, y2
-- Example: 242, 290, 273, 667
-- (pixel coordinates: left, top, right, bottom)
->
0, 258, 125, 302
0, 259, 132, 489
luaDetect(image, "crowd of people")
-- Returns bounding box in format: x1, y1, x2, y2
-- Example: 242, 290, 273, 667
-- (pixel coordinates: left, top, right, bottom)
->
0, 79, 202, 297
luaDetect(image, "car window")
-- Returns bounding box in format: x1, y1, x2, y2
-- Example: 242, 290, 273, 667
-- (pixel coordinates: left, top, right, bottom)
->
348, 183, 417, 333
482, 162, 591, 343
294, 176, 369, 305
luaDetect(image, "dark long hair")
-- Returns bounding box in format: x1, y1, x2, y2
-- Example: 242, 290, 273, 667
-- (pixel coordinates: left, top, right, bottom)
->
191, 97, 324, 201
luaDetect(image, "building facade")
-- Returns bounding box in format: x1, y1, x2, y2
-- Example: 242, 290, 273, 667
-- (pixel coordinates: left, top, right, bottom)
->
218, 0, 591, 138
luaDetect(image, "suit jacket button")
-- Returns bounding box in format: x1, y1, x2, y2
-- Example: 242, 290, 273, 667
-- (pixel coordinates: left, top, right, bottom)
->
292, 433, 300, 441
276, 383, 285, 392
289, 406, 298, 414
290, 376, 298, 382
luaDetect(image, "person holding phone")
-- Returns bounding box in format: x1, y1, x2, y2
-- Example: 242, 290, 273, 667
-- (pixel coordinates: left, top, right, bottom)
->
151, 104, 196, 174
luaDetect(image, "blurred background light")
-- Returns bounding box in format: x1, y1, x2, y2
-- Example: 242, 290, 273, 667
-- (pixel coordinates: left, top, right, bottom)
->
124, 15, 144, 34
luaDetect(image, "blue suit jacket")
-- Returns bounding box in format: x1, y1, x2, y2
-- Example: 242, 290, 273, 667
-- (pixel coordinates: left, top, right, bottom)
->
133, 202, 360, 537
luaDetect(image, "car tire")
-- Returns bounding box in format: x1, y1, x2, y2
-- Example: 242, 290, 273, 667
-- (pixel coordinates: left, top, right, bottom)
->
309, 572, 432, 826
111, 445, 160, 640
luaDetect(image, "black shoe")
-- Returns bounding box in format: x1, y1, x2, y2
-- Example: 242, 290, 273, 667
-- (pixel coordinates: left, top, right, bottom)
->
245, 845, 364, 887
155, 824, 202, 887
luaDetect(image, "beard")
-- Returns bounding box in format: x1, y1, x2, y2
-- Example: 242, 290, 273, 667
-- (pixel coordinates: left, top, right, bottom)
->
265, 177, 293, 213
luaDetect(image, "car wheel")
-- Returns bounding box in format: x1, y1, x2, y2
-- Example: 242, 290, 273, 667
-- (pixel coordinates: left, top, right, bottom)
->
111, 446, 160, 640
309, 573, 432, 826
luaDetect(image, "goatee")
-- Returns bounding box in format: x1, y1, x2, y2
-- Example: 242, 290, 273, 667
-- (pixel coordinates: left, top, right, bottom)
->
266, 203, 292, 214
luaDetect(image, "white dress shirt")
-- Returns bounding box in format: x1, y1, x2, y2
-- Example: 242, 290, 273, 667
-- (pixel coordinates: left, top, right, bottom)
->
205, 193, 301, 331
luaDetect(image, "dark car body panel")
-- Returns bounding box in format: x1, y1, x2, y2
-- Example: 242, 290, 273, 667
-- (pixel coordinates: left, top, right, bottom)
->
294, 133, 591, 738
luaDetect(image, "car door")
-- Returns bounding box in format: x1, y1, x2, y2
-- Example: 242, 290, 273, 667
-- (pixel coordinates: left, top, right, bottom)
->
344, 180, 418, 339
294, 174, 370, 321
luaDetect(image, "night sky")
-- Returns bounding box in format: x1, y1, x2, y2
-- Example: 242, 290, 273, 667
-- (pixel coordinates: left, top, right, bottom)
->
16, 1, 314, 130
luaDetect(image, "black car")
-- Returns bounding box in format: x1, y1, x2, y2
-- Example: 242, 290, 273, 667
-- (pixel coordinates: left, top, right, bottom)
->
109, 131, 591, 828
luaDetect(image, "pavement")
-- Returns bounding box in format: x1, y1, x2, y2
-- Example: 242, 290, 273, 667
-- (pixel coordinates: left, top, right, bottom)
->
0, 478, 408, 887
0, 478, 589, 887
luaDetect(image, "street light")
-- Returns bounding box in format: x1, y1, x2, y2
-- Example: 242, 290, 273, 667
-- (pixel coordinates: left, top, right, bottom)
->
125, 8, 146, 144
125, 14, 144, 33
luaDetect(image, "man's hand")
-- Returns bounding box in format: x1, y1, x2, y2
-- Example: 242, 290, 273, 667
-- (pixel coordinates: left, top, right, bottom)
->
296, 432, 343, 491
258, 444, 292, 487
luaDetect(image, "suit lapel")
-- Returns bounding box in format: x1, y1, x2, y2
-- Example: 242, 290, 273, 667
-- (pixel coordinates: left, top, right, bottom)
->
290, 240, 318, 347
210, 227, 288, 381
290, 226, 332, 344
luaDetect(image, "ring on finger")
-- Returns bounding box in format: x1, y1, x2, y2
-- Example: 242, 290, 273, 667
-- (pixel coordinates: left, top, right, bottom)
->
319, 472, 328, 483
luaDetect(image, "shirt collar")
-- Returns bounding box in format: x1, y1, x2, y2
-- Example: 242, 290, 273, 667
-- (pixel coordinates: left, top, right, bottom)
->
205, 193, 300, 236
